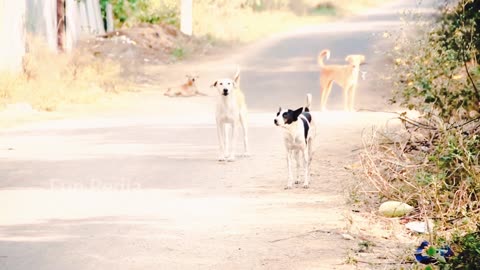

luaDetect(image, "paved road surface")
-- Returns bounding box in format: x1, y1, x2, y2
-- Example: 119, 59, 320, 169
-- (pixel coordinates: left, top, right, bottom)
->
0, 1, 437, 269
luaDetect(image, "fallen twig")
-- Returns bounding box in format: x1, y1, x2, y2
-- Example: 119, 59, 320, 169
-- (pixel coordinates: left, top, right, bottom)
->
355, 259, 412, 265
269, 229, 333, 243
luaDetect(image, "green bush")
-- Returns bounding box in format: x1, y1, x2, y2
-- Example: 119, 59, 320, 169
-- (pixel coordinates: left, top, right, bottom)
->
392, 0, 480, 120
360, 0, 480, 253
371, 0, 480, 225
449, 230, 480, 269
439, 0, 480, 61
100, 0, 179, 27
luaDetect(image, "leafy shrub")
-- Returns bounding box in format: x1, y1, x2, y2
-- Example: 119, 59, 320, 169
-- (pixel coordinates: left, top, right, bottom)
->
359, 0, 480, 258
392, 0, 480, 120
439, 0, 480, 61
171, 47, 185, 60
100, 0, 179, 27
449, 230, 480, 269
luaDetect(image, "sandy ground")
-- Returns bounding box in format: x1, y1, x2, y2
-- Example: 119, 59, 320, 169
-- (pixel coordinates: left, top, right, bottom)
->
0, 1, 439, 269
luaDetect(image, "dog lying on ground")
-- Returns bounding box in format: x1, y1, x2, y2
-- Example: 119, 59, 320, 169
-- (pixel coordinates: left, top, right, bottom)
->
212, 66, 249, 161
317, 49, 365, 111
274, 93, 315, 189
164, 75, 206, 97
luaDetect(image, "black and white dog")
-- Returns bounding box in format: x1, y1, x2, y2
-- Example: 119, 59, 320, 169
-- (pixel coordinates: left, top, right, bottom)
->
274, 94, 315, 189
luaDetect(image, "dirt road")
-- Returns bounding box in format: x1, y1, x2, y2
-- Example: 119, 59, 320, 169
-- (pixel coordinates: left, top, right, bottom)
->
0, 1, 436, 269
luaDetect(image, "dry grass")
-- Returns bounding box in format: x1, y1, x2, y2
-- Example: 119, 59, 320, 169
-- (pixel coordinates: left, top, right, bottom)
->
131, 0, 389, 43
195, 0, 388, 43
357, 114, 480, 238
192, 4, 324, 43
0, 37, 127, 112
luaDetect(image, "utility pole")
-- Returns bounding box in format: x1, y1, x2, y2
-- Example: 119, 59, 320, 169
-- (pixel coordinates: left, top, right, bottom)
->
57, 0, 65, 52
180, 0, 192, 36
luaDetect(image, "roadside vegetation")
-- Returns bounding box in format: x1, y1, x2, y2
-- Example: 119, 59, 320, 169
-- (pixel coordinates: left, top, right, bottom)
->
100, 0, 386, 43
358, 0, 480, 268
0, 37, 126, 112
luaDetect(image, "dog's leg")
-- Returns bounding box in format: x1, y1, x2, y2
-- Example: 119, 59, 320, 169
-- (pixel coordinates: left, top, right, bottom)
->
285, 150, 294, 189
179, 90, 192, 97
294, 150, 301, 184
224, 124, 231, 161
308, 138, 314, 164
321, 80, 333, 111
348, 84, 357, 112
302, 148, 310, 188
342, 86, 349, 111
227, 123, 236, 161
239, 110, 250, 157
216, 122, 226, 161
320, 80, 328, 111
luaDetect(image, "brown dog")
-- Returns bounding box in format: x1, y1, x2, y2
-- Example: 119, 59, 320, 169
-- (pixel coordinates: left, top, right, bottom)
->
164, 75, 206, 97
318, 49, 365, 111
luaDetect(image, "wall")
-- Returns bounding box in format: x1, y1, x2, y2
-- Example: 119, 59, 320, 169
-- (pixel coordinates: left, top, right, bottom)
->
26, 0, 58, 51
0, 1, 26, 72
0, 0, 107, 72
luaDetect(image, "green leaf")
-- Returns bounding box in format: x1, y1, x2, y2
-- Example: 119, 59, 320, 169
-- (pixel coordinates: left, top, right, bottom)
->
427, 246, 437, 256
437, 254, 447, 263
425, 95, 436, 103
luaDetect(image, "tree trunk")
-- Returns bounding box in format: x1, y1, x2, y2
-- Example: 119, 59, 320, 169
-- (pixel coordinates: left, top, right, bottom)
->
57, 0, 65, 52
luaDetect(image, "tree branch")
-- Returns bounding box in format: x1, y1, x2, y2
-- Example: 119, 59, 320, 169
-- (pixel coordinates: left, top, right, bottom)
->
462, 52, 480, 103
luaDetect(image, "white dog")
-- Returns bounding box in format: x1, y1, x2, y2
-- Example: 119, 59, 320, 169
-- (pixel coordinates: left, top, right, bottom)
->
212, 67, 249, 161
274, 94, 315, 189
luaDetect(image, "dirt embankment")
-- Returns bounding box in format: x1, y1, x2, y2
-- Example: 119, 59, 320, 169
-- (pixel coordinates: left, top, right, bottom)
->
83, 23, 212, 66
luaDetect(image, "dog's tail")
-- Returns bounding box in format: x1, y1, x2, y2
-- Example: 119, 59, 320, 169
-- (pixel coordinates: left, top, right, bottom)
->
317, 49, 330, 67
234, 65, 241, 87
305, 93, 312, 112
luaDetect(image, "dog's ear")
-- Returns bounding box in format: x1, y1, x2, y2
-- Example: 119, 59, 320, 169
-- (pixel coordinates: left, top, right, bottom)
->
292, 107, 303, 120
360, 55, 366, 64
345, 55, 353, 64
210, 81, 218, 88
234, 66, 240, 86
234, 73, 240, 85
346, 55, 366, 65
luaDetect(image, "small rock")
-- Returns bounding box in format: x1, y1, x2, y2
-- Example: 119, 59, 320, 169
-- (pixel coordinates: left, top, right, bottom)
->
342, 233, 355, 240
361, 71, 367, 80
379, 201, 414, 217
405, 220, 434, 233
3, 103, 36, 115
